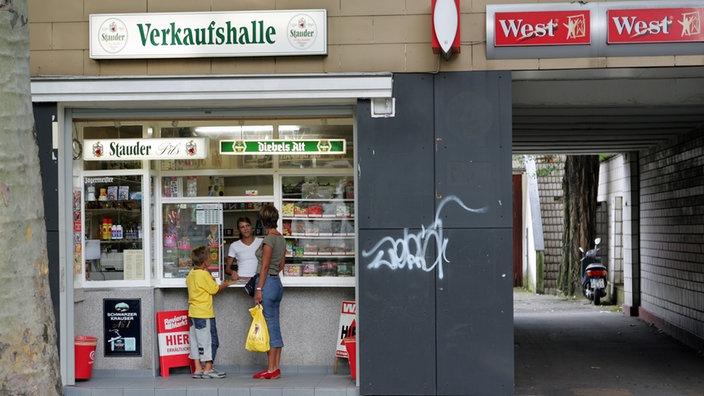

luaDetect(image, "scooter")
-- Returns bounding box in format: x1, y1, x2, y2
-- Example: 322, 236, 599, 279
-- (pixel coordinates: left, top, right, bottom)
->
579, 237, 608, 305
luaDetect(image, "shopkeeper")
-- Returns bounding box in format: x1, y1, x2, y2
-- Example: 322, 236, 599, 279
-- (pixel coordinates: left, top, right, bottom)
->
224, 217, 262, 280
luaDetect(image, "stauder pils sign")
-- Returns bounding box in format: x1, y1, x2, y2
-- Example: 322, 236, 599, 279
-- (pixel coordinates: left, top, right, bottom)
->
90, 10, 327, 59
83, 138, 208, 161
220, 139, 346, 155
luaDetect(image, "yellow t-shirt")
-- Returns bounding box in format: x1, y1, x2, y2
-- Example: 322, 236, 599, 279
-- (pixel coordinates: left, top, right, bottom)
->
186, 268, 219, 318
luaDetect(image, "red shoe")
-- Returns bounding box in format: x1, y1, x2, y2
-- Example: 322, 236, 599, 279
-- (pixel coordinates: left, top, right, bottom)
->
263, 369, 280, 379
252, 369, 269, 379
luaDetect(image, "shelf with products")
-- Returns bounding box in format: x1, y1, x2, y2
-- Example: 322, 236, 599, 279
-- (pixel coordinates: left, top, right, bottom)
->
280, 175, 355, 285
83, 174, 144, 281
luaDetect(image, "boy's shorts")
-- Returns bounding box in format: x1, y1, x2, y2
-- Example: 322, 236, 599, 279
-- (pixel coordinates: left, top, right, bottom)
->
189, 317, 219, 362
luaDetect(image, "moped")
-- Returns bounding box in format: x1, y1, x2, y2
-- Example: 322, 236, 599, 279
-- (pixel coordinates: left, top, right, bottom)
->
579, 237, 608, 305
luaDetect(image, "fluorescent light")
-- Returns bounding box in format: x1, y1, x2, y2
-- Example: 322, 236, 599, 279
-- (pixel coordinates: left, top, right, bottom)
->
194, 126, 274, 135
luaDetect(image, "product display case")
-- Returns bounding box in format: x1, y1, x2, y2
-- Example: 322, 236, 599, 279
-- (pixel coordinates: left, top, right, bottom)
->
281, 175, 355, 286
162, 203, 223, 280
83, 174, 144, 281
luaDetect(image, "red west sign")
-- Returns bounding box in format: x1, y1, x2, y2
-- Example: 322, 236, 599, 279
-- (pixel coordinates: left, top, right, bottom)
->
608, 8, 704, 44
494, 10, 590, 46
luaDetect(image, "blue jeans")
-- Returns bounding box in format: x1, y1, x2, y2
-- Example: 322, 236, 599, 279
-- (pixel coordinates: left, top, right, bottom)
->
261, 275, 284, 348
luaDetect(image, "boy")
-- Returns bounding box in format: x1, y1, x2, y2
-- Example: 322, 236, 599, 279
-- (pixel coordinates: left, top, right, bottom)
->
187, 246, 234, 379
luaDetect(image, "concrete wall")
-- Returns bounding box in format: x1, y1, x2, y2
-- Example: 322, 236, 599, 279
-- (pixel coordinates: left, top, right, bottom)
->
638, 128, 704, 350
27, 0, 702, 77
597, 153, 639, 306
74, 287, 354, 374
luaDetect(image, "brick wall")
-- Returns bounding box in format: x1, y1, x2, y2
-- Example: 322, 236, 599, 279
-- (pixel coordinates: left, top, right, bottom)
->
639, 128, 704, 343
536, 156, 564, 294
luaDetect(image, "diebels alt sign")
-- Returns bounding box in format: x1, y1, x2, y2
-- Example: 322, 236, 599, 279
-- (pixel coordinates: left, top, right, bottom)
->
90, 10, 327, 59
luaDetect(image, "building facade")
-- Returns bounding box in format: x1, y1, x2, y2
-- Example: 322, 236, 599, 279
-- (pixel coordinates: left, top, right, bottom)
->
29, 1, 704, 395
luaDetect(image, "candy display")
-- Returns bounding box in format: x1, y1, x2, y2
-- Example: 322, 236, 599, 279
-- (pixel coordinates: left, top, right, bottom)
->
281, 175, 355, 279
283, 264, 302, 277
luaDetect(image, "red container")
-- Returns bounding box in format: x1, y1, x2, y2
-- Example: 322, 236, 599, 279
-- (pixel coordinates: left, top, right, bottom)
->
343, 336, 357, 380
75, 336, 98, 380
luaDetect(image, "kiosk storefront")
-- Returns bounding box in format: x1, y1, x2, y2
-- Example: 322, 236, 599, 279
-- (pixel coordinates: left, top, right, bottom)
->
34, 73, 393, 380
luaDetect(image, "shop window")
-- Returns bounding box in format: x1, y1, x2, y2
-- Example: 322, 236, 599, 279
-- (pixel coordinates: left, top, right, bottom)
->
76, 117, 355, 288
278, 123, 353, 169
159, 125, 273, 170
82, 175, 144, 282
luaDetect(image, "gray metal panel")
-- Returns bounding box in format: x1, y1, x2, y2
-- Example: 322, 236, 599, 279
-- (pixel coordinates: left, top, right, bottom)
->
357, 72, 513, 395
434, 71, 512, 229
33, 102, 60, 348
358, 229, 437, 396
436, 228, 514, 395
357, 74, 435, 229
34, 103, 58, 230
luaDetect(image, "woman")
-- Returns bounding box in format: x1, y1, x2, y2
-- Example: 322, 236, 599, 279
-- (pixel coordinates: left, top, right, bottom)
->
252, 204, 286, 379
224, 216, 262, 281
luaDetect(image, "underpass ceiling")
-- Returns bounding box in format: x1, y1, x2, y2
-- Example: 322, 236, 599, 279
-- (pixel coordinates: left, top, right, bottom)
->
511, 67, 704, 155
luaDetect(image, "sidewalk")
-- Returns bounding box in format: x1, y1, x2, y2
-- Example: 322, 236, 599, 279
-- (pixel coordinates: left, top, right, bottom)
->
65, 290, 704, 395
514, 289, 704, 396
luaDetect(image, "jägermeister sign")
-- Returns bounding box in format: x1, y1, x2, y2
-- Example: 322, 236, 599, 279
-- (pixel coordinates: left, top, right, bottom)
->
90, 10, 327, 59
220, 139, 345, 155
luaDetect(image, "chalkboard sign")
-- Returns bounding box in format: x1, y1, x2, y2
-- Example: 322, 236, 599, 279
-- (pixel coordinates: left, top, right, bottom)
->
103, 298, 141, 357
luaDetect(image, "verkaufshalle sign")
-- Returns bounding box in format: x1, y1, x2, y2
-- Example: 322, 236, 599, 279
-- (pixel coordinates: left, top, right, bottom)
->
90, 10, 327, 59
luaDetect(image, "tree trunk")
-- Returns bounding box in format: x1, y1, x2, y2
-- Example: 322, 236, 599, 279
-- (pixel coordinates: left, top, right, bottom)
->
0, 1, 62, 394
558, 155, 600, 297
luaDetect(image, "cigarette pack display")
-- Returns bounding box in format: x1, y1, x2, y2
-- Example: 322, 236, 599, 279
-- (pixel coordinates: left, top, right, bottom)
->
107, 186, 118, 201
118, 186, 129, 201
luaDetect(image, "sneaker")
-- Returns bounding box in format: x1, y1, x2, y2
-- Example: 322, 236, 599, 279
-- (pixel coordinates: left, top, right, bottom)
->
209, 368, 226, 377
191, 371, 204, 379
202, 369, 226, 379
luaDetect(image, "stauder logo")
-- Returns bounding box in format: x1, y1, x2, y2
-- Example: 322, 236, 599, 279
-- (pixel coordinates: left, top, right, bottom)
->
92, 141, 104, 158
287, 14, 317, 49
99, 18, 128, 53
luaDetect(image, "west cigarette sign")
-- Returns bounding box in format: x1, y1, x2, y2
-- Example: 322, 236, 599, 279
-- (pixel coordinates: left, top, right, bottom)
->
487, 1, 704, 59
90, 10, 327, 59
608, 7, 704, 44
494, 10, 590, 46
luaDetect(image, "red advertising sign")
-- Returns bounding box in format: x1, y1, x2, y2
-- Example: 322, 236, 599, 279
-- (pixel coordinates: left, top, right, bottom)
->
156, 310, 193, 376
608, 8, 704, 44
495, 10, 590, 46
335, 301, 356, 358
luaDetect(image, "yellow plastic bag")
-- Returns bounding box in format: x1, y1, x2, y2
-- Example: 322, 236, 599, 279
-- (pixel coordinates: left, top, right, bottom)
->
245, 304, 270, 352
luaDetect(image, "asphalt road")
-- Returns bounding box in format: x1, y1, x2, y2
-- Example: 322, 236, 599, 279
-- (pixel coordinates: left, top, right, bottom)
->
513, 289, 704, 396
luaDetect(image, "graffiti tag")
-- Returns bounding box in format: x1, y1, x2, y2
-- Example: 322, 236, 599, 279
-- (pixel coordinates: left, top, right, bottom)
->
362, 195, 487, 280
